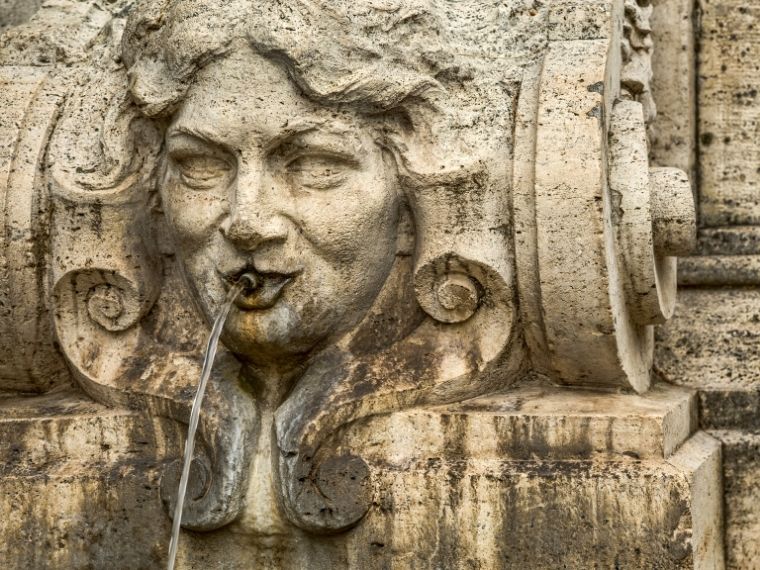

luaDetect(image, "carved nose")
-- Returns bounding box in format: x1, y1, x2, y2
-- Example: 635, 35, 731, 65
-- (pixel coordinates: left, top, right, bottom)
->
221, 171, 289, 250
223, 212, 289, 251
223, 214, 265, 249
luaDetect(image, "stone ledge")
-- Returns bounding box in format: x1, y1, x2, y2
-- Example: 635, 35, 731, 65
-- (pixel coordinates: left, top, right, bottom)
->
345, 382, 696, 462
0, 388, 182, 472
0, 390, 722, 570
342, 432, 724, 570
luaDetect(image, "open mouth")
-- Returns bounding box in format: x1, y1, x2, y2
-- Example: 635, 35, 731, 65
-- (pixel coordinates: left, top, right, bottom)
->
221, 265, 297, 310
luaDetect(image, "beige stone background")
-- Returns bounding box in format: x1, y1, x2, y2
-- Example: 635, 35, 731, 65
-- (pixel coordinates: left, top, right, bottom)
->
0, 0, 42, 33
652, 1, 760, 568
0, 0, 758, 568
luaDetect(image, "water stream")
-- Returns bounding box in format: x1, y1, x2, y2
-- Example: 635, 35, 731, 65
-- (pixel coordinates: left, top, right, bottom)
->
167, 276, 254, 570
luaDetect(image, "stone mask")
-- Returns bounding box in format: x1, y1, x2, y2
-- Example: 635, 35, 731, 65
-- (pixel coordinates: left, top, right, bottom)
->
7, 0, 692, 538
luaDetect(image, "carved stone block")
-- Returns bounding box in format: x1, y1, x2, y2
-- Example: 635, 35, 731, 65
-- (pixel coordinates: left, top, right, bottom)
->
657, 287, 760, 569
711, 430, 760, 570
0, 390, 180, 568
4, 383, 722, 569
0, 0, 723, 568
697, 0, 760, 227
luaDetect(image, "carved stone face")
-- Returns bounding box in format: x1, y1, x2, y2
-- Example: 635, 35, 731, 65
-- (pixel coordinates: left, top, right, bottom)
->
161, 47, 401, 367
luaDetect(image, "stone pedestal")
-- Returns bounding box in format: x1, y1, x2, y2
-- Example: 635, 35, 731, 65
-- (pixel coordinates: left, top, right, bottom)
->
0, 390, 180, 569
1, 383, 724, 569
338, 382, 724, 570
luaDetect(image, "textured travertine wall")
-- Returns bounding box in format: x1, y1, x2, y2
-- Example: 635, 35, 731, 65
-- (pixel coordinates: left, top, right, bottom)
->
698, 0, 760, 226
1, 0, 753, 569
658, 290, 760, 569
654, 2, 760, 568
650, 0, 697, 182
0, 0, 42, 32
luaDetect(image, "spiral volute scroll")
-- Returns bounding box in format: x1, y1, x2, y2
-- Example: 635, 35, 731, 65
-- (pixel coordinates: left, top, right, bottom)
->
414, 256, 484, 324
159, 375, 258, 531
278, 447, 373, 535
515, 0, 696, 392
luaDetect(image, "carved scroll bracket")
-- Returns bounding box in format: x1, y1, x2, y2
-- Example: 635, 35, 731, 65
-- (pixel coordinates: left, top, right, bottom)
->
43, 25, 258, 532
0, 67, 70, 393
514, 0, 695, 392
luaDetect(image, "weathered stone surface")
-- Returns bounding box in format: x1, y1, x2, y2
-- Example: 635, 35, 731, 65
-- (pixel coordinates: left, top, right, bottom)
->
0, 0, 725, 568
710, 430, 760, 570
350, 439, 722, 570
344, 382, 697, 461
0, 385, 723, 570
0, 390, 181, 569
679, 255, 760, 287
656, 288, 760, 399
697, 0, 760, 227
650, 0, 697, 181
657, 287, 760, 569
0, 0, 42, 33
0, 65, 69, 393
0, 0, 131, 66
663, 5, 760, 561
693, 227, 760, 256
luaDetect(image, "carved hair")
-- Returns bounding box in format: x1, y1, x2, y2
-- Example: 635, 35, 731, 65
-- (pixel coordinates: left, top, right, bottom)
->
119, 0, 514, 325
120, 0, 492, 190
123, 1, 439, 115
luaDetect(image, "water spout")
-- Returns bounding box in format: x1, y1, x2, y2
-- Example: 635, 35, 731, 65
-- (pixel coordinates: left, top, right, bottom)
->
167, 275, 256, 570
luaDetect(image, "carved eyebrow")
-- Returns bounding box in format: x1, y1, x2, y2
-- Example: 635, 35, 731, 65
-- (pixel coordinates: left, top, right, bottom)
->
268, 122, 365, 156
167, 125, 234, 153
167, 119, 364, 155
167, 122, 321, 154
263, 124, 320, 154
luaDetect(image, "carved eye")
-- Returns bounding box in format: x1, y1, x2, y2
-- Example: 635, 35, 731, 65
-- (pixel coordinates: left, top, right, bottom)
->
286, 154, 351, 191
171, 154, 234, 190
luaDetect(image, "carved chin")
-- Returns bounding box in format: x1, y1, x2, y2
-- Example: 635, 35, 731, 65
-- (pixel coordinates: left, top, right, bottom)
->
219, 303, 331, 364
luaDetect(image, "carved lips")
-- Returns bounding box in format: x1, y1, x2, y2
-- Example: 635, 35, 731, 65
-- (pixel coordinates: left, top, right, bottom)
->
221, 266, 298, 310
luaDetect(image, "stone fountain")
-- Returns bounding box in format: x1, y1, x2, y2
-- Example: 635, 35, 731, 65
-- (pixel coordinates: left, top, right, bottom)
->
1, 0, 753, 568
